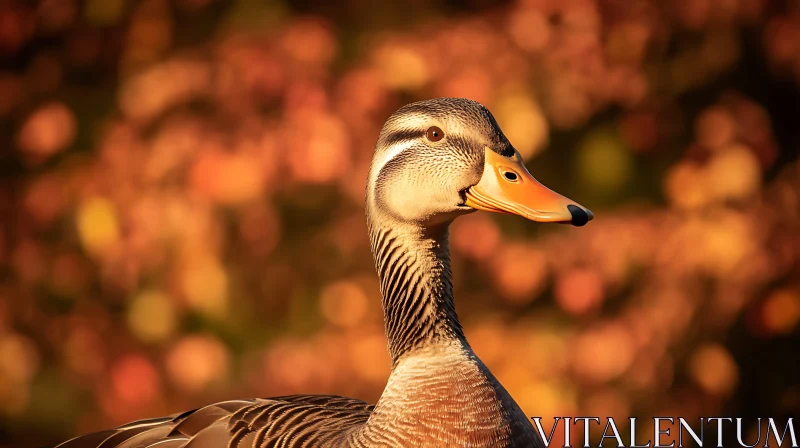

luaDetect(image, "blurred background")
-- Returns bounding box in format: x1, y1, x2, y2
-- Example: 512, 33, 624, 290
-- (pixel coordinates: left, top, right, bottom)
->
0, 0, 798, 446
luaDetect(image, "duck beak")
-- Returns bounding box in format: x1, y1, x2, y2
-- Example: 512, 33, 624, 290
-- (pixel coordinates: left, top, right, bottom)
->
465, 148, 593, 226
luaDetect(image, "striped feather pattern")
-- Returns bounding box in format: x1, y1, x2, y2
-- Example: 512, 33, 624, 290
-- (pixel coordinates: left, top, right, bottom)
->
55, 396, 373, 448
370, 225, 464, 365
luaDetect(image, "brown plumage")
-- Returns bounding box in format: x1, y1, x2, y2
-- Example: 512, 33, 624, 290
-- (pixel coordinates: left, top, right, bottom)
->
56, 98, 593, 448
56, 397, 374, 448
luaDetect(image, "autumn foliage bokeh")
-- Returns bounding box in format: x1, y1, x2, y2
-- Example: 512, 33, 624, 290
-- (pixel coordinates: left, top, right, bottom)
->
0, 0, 798, 446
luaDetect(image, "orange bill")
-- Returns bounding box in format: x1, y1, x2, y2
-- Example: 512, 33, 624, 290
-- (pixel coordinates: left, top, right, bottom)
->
465, 148, 593, 226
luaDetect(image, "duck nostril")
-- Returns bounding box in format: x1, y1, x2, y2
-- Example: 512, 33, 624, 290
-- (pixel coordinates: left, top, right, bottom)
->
503, 171, 518, 181
567, 205, 590, 227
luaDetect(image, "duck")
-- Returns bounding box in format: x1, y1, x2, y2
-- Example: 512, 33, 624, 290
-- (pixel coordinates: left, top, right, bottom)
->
56, 98, 592, 448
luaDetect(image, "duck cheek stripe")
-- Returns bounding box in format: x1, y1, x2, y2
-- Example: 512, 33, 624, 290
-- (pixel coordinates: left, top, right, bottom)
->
379, 128, 423, 147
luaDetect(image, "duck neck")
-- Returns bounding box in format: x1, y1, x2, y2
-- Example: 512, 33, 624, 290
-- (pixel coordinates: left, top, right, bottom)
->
368, 218, 466, 367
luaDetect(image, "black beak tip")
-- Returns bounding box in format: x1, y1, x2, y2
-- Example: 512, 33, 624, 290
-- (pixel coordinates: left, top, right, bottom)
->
567, 205, 592, 227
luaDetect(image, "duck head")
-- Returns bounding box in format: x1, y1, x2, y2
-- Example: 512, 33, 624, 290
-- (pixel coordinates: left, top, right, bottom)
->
367, 98, 593, 228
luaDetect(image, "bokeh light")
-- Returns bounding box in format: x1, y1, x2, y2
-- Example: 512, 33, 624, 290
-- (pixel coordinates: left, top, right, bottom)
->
0, 1, 797, 446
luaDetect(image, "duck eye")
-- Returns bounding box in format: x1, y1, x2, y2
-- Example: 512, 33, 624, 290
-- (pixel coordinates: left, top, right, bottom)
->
426, 126, 444, 142
502, 170, 518, 182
